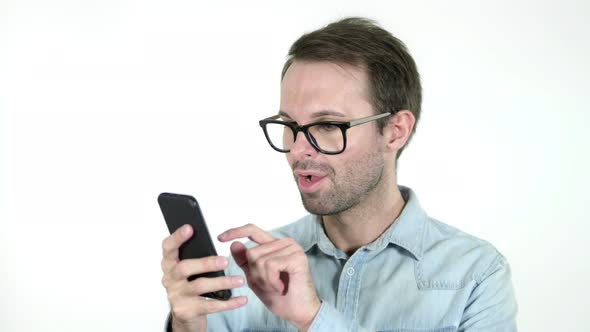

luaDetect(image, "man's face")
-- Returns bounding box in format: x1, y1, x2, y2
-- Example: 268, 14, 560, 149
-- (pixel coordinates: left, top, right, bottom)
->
280, 61, 386, 215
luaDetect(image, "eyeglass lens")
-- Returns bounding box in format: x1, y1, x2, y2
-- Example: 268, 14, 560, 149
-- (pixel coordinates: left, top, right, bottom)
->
265, 123, 344, 153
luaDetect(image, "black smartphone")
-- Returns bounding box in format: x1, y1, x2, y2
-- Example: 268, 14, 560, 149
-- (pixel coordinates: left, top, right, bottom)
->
158, 192, 231, 300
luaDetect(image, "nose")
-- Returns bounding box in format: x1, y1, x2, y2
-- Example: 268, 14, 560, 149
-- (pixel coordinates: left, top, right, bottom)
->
289, 131, 318, 158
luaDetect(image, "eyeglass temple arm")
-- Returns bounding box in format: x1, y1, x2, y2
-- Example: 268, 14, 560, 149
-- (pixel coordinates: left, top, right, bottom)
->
264, 111, 394, 126
349, 111, 395, 127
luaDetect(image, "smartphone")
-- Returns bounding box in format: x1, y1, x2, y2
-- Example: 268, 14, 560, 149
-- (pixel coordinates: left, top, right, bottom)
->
158, 192, 231, 300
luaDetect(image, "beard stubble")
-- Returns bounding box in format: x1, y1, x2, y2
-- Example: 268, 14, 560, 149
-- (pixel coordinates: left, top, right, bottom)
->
294, 147, 385, 216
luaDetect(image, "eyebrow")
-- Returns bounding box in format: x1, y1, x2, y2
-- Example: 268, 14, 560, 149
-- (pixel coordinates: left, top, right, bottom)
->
278, 110, 346, 120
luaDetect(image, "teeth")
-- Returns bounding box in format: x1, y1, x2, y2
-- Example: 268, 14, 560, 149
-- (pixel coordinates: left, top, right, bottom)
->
305, 176, 312, 182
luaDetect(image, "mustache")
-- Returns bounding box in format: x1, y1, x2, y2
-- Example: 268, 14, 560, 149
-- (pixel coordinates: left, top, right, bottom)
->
292, 160, 334, 175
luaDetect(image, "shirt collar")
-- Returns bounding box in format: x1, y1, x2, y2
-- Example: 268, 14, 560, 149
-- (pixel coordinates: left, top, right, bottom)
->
294, 186, 426, 261
368, 185, 426, 260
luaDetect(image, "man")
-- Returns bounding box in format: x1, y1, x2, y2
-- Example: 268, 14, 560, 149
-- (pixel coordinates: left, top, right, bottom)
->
161, 17, 518, 331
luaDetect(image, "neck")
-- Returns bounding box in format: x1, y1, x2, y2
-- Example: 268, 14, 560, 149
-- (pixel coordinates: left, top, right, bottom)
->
321, 170, 405, 257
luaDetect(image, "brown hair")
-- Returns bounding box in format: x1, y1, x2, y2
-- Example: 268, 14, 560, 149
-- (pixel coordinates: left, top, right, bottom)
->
282, 17, 422, 158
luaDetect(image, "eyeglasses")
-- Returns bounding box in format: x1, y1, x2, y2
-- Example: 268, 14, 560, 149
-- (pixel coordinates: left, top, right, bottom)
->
258, 111, 394, 155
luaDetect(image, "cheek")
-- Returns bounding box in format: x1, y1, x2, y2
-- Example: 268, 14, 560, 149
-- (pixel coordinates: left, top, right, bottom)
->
346, 127, 380, 151
336, 133, 383, 174
286, 154, 294, 168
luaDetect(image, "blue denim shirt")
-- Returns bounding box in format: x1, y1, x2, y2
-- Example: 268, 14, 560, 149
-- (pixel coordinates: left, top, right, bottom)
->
171, 186, 517, 331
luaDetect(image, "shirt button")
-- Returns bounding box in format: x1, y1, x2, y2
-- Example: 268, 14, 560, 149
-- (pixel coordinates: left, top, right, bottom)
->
347, 267, 355, 276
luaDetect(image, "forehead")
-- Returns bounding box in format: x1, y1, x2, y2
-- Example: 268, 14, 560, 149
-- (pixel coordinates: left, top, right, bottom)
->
280, 61, 372, 119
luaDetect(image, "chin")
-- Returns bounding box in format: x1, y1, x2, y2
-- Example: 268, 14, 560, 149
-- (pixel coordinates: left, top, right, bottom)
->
301, 194, 326, 215
301, 194, 348, 216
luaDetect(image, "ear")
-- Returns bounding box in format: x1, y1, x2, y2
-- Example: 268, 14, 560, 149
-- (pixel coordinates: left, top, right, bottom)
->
382, 110, 416, 154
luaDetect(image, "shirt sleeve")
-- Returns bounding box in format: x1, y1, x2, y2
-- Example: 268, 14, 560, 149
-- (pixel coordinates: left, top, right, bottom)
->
458, 254, 518, 332
307, 301, 371, 332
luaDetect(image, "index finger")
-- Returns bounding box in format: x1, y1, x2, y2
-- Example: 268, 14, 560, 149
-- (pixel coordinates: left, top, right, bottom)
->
218, 223, 275, 244
162, 224, 193, 260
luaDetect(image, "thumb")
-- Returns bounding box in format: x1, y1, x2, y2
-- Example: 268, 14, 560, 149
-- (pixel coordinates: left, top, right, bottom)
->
230, 241, 250, 275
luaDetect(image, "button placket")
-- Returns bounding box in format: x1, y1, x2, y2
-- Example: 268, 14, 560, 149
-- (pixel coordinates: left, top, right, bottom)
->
335, 250, 366, 325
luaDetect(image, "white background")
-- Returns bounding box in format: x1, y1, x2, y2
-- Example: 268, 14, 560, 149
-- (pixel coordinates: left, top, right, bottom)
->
1, 0, 588, 331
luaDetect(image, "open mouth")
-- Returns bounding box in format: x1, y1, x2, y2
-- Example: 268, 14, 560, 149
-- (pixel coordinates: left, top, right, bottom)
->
297, 174, 327, 193
302, 175, 323, 183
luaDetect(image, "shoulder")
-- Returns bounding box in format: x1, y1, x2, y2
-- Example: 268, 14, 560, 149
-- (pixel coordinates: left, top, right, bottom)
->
269, 214, 318, 251
417, 216, 509, 289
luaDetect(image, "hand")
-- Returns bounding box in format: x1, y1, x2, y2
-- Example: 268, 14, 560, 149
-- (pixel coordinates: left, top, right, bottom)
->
161, 224, 248, 332
218, 223, 321, 331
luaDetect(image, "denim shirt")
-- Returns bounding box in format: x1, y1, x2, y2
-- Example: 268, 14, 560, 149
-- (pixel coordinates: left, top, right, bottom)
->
167, 186, 517, 331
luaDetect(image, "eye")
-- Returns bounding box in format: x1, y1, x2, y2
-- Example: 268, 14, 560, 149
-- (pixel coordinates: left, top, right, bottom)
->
317, 124, 338, 132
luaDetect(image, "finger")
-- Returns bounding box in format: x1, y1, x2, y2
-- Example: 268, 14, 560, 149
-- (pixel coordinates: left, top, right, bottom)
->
170, 295, 248, 319
202, 296, 248, 314
256, 255, 292, 294
218, 223, 275, 244
261, 247, 302, 294
246, 237, 296, 262
172, 256, 229, 280
162, 224, 193, 261
161, 258, 176, 275
230, 241, 250, 275
188, 275, 245, 296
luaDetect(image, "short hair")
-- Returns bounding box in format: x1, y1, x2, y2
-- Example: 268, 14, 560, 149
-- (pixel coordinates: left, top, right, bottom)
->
282, 17, 422, 159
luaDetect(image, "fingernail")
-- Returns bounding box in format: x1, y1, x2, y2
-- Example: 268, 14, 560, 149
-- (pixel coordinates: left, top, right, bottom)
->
182, 225, 190, 236
217, 257, 229, 268
218, 232, 226, 241
232, 276, 245, 286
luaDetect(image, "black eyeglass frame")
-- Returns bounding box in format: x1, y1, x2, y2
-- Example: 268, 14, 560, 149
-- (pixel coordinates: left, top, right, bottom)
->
258, 111, 396, 155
